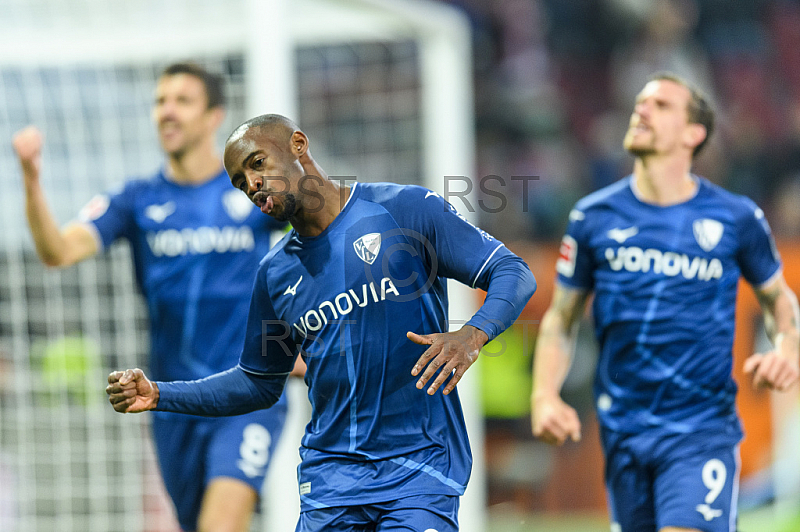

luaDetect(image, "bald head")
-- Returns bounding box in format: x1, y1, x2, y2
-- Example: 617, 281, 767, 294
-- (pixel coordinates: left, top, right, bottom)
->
226, 114, 299, 148
223, 113, 309, 185
223, 113, 313, 207
223, 114, 340, 231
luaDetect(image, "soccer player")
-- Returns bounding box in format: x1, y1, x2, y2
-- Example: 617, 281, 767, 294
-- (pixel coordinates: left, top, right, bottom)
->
531, 72, 800, 532
106, 114, 537, 531
13, 64, 293, 532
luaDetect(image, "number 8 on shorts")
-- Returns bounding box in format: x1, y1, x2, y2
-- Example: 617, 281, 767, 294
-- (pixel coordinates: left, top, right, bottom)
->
237, 423, 272, 479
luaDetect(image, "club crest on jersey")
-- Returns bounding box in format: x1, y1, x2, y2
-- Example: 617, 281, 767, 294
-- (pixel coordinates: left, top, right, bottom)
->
144, 201, 176, 223
353, 233, 381, 265
693, 219, 724, 252
223, 189, 254, 222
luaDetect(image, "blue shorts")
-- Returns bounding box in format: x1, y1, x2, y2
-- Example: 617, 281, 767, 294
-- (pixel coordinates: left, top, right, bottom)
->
151, 403, 288, 531
601, 427, 741, 532
295, 493, 459, 532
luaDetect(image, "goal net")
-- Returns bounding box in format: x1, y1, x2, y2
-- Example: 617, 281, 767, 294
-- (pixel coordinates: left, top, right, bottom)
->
0, 1, 481, 531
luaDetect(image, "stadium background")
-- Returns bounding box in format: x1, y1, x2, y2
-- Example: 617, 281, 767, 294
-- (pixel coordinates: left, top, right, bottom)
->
1, 0, 799, 530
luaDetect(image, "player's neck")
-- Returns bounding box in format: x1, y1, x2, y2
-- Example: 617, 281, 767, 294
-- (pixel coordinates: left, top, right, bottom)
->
632, 156, 697, 206
291, 162, 351, 238
165, 140, 223, 185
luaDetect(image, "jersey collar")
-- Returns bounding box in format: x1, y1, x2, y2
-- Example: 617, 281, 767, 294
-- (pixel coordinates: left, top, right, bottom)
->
293, 181, 360, 246
629, 174, 702, 207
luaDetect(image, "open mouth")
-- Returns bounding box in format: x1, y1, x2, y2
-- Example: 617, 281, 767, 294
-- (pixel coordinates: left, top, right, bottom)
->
159, 121, 180, 135
630, 118, 651, 133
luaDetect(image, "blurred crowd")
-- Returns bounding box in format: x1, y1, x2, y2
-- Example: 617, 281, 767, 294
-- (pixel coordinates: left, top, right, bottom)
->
446, 0, 800, 241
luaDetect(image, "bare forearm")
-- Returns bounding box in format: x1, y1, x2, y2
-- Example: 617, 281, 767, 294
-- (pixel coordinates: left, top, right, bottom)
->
25, 179, 70, 266
15, 125, 90, 267
532, 308, 577, 399
758, 278, 800, 359
24, 180, 98, 267
745, 277, 800, 391
770, 288, 800, 361
530, 283, 587, 443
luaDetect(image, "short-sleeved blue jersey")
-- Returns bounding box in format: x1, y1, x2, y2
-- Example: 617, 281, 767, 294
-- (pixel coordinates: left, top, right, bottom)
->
79, 169, 284, 382
556, 176, 781, 436
238, 182, 518, 511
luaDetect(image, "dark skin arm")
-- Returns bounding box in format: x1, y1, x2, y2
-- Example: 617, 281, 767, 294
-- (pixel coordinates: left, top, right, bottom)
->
106, 368, 159, 413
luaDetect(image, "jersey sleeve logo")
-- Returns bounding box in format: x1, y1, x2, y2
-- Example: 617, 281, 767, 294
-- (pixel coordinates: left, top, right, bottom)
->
78, 194, 110, 222
607, 226, 638, 243
284, 275, 303, 297
353, 233, 381, 265
556, 235, 578, 277
144, 201, 176, 223
223, 189, 254, 222
693, 219, 724, 251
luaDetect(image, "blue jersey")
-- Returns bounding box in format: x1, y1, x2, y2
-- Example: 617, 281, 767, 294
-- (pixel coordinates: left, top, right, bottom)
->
79, 168, 284, 382
556, 176, 781, 436
239, 182, 519, 510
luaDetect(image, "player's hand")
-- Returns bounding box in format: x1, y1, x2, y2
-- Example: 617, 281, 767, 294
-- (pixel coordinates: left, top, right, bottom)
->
106, 368, 159, 413
743, 351, 800, 391
531, 394, 582, 445
408, 325, 488, 395
12, 126, 43, 182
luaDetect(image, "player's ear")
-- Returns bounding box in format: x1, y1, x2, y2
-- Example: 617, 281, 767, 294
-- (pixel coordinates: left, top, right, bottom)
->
291, 131, 309, 158
684, 122, 706, 152
206, 106, 225, 131
207, 106, 226, 131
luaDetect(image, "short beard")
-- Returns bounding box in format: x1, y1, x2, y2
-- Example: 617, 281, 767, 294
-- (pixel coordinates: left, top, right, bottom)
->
275, 193, 297, 222
626, 147, 651, 158
625, 142, 655, 158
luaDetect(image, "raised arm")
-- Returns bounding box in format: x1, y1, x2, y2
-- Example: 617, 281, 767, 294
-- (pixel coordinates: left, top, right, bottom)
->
13, 126, 98, 267
743, 274, 800, 391
531, 282, 590, 445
